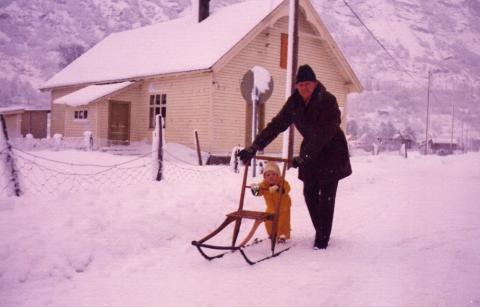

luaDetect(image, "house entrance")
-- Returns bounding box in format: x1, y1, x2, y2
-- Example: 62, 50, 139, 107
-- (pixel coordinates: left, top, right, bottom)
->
108, 101, 130, 145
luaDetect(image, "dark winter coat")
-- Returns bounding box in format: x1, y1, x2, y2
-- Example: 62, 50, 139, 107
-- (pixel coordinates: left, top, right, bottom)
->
252, 82, 352, 184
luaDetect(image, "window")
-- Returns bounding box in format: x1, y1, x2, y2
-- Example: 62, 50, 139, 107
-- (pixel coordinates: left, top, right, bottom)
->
149, 94, 167, 128
74, 110, 88, 120
280, 33, 288, 69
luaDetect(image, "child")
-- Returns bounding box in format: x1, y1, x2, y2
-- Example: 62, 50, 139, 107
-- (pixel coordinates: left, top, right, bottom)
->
251, 161, 291, 243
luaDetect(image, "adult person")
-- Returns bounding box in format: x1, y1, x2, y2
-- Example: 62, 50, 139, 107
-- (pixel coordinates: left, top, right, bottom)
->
238, 64, 352, 249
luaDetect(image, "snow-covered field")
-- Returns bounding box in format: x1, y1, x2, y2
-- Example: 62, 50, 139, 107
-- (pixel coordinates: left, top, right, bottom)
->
0, 148, 479, 307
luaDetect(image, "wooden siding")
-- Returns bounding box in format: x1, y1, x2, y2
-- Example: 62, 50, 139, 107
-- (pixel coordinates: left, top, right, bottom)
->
211, 13, 349, 155
3, 113, 22, 138
50, 74, 213, 149
96, 100, 108, 142
140, 74, 212, 149
50, 85, 83, 137
63, 105, 95, 138
91, 74, 214, 150
21, 111, 48, 138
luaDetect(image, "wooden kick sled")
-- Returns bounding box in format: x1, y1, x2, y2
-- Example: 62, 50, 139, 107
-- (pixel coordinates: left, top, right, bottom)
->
191, 155, 292, 265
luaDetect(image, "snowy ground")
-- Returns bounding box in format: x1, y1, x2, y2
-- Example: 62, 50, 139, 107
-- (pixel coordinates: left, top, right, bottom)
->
0, 148, 479, 307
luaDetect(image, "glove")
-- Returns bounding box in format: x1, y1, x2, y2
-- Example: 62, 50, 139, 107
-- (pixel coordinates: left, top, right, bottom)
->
237, 146, 257, 164
268, 185, 279, 193
250, 183, 260, 196
291, 156, 304, 168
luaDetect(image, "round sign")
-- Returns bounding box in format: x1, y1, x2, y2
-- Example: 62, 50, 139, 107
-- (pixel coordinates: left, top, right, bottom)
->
240, 66, 274, 105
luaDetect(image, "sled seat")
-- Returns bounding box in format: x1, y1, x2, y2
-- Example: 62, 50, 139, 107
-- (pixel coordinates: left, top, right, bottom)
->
227, 210, 273, 221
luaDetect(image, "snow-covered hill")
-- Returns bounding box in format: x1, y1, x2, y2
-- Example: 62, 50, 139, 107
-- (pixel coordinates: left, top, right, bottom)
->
313, 0, 480, 141
1, 0, 479, 139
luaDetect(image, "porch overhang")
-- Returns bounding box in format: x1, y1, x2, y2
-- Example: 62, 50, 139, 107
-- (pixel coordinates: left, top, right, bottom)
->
53, 81, 135, 107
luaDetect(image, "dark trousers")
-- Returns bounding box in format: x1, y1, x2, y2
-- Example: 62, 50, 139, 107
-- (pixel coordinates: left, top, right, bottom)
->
303, 180, 339, 243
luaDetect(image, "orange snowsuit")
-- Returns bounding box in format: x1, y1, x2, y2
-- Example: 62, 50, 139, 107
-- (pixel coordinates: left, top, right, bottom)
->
256, 178, 291, 239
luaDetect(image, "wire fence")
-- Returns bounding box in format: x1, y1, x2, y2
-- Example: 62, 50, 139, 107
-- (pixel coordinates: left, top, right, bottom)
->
0, 146, 234, 197
0, 114, 237, 198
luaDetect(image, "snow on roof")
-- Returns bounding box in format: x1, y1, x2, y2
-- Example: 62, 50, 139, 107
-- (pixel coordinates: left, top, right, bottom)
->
431, 138, 458, 144
0, 105, 50, 114
0, 106, 24, 114
23, 105, 50, 111
42, 0, 283, 89
54, 81, 134, 106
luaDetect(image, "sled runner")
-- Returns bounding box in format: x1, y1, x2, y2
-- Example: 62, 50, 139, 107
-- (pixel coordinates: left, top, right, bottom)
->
191, 155, 292, 265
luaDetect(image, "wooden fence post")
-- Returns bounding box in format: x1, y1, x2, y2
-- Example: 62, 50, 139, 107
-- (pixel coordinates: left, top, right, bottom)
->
194, 130, 203, 166
230, 146, 241, 173
0, 114, 22, 196
155, 115, 163, 181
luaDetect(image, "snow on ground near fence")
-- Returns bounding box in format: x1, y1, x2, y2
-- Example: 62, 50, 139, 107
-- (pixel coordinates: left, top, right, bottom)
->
0, 143, 214, 196
0, 149, 479, 307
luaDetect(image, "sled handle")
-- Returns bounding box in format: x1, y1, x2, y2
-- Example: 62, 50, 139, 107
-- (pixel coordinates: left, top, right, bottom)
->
255, 155, 290, 163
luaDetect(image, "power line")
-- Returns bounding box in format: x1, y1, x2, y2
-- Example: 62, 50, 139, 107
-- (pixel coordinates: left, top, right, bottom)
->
341, 0, 422, 83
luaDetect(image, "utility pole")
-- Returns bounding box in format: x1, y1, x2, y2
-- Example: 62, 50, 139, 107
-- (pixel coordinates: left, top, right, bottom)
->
425, 56, 455, 155
282, 0, 299, 162
287, 0, 299, 164
425, 70, 432, 154
450, 103, 455, 152
465, 125, 469, 151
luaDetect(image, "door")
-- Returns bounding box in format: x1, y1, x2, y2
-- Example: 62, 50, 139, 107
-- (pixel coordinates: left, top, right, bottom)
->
108, 101, 130, 145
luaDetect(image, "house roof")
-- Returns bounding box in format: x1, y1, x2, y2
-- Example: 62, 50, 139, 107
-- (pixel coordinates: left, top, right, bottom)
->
53, 81, 134, 106
42, 0, 283, 89
0, 105, 50, 114
41, 0, 362, 93
0, 106, 24, 115
431, 138, 458, 145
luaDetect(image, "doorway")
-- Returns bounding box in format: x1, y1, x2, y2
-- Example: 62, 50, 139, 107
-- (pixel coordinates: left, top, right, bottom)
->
108, 101, 130, 145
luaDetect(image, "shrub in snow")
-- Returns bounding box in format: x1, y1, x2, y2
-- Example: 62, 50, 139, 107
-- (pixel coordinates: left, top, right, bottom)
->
83, 131, 93, 151
24, 134, 34, 150
53, 133, 63, 151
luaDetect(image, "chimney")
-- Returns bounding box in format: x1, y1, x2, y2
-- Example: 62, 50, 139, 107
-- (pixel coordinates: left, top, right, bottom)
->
198, 0, 210, 22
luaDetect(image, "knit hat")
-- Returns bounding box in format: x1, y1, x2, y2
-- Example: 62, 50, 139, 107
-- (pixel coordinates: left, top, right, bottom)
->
296, 64, 317, 83
263, 161, 281, 176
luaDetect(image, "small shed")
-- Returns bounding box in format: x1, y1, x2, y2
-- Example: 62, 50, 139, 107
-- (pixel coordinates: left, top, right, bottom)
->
429, 138, 458, 155
0, 105, 50, 139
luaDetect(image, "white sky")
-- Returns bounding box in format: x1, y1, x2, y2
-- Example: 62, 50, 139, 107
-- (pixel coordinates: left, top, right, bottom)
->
0, 144, 479, 306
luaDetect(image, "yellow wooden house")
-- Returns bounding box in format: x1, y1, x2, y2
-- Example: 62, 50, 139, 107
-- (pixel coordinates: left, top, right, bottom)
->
41, 0, 362, 155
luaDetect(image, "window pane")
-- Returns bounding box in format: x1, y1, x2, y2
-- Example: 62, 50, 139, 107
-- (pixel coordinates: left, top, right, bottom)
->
155, 107, 160, 115
162, 94, 167, 105
155, 95, 161, 105
161, 107, 166, 118
74, 111, 78, 119
84, 110, 88, 119
150, 95, 154, 105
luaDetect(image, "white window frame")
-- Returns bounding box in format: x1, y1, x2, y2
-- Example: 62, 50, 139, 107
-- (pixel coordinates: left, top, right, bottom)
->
149, 93, 167, 128
74, 110, 88, 121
